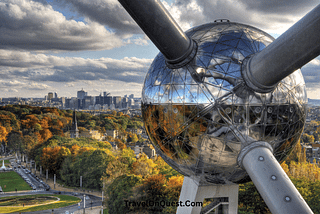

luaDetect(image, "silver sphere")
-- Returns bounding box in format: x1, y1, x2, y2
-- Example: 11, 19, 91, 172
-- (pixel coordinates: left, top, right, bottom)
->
142, 22, 307, 184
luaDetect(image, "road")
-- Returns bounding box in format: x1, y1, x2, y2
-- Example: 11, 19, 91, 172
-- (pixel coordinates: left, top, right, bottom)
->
1, 158, 103, 214
1, 191, 103, 214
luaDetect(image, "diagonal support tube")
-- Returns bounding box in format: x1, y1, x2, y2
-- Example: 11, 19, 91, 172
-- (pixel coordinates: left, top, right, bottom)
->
242, 4, 320, 93
238, 142, 313, 214
118, 0, 197, 68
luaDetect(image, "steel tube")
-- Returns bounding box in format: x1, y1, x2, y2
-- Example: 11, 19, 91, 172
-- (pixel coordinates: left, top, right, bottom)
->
118, 0, 196, 67
240, 144, 313, 214
242, 4, 320, 93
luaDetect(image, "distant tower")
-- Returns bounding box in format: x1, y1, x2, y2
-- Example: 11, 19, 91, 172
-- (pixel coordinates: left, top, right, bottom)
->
77, 89, 87, 99
48, 92, 53, 100
70, 110, 79, 138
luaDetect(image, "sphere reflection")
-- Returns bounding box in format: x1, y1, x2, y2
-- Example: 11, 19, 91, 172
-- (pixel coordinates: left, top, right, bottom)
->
142, 22, 307, 184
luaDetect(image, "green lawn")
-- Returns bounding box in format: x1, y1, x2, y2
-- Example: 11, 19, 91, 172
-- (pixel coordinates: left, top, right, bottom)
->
0, 171, 32, 192
0, 194, 81, 213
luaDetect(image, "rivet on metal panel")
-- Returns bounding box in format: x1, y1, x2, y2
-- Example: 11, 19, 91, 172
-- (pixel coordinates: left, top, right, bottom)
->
285, 196, 291, 202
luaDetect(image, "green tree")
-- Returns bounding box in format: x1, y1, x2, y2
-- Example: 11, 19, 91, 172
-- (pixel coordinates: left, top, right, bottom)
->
106, 174, 142, 214
238, 182, 270, 213
81, 150, 114, 189
6, 131, 23, 152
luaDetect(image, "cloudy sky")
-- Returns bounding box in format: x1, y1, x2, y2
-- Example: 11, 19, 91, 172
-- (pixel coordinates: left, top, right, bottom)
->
1, 0, 320, 99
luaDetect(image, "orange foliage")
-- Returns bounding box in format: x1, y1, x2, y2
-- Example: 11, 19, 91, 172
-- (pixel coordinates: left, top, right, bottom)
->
143, 174, 167, 199
167, 175, 183, 187
165, 175, 184, 201
21, 115, 39, 129
40, 117, 50, 129
0, 126, 8, 142
144, 174, 166, 192
57, 120, 64, 128
41, 146, 70, 172
39, 128, 53, 142
78, 146, 96, 156
282, 161, 320, 182
131, 154, 158, 177
117, 141, 127, 150
70, 144, 81, 156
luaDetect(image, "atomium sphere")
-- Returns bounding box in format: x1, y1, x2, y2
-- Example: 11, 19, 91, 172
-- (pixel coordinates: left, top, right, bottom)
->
141, 22, 307, 184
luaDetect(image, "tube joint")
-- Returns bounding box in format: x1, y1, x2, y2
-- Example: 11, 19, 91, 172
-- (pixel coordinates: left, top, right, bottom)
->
241, 56, 279, 93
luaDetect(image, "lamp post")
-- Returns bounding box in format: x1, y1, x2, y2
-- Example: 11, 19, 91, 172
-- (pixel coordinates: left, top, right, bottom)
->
54, 174, 56, 189
83, 194, 86, 214
80, 176, 82, 191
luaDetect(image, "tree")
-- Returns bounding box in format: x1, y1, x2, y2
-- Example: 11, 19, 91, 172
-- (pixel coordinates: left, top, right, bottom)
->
6, 131, 23, 152
23, 135, 37, 158
154, 156, 180, 178
106, 174, 142, 214
131, 153, 158, 178
302, 133, 315, 143
238, 182, 270, 213
286, 141, 302, 163
82, 150, 114, 189
0, 125, 8, 142
39, 128, 53, 142
41, 146, 70, 173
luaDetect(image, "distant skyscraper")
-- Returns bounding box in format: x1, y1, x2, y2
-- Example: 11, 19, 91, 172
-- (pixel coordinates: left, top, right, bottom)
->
95, 94, 103, 105
70, 110, 79, 138
83, 96, 94, 109
104, 96, 113, 106
48, 92, 53, 100
77, 89, 87, 99
122, 97, 129, 108
113, 96, 121, 108
54, 92, 58, 98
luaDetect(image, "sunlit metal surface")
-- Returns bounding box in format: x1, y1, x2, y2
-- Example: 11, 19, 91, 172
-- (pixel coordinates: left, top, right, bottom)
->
142, 22, 307, 184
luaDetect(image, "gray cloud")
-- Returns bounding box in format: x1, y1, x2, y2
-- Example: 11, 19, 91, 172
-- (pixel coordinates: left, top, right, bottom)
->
0, 50, 152, 84
59, 0, 319, 36
301, 58, 320, 85
237, 0, 319, 14
0, 0, 124, 51
57, 0, 142, 36
186, 0, 319, 34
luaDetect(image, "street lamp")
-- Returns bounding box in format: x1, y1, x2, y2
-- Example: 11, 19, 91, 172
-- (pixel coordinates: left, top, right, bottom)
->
83, 194, 86, 214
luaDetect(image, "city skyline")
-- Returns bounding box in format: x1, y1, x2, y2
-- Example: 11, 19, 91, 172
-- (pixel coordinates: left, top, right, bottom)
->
1, 0, 320, 98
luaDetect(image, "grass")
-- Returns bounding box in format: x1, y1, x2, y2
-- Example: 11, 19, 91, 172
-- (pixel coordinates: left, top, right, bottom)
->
0, 195, 57, 206
0, 171, 32, 192
0, 194, 81, 213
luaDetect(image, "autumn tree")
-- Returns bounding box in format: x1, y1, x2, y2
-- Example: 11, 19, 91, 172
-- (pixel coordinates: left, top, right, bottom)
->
131, 153, 158, 178
23, 135, 37, 158
41, 146, 70, 173
106, 175, 142, 214
0, 125, 8, 142
6, 131, 23, 152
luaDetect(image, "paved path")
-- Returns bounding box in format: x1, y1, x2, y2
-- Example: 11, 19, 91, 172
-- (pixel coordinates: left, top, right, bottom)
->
4, 193, 103, 214
1, 157, 104, 214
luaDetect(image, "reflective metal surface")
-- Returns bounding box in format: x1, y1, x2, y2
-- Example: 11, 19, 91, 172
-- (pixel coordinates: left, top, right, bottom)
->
118, 0, 197, 67
242, 4, 320, 93
142, 22, 307, 184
